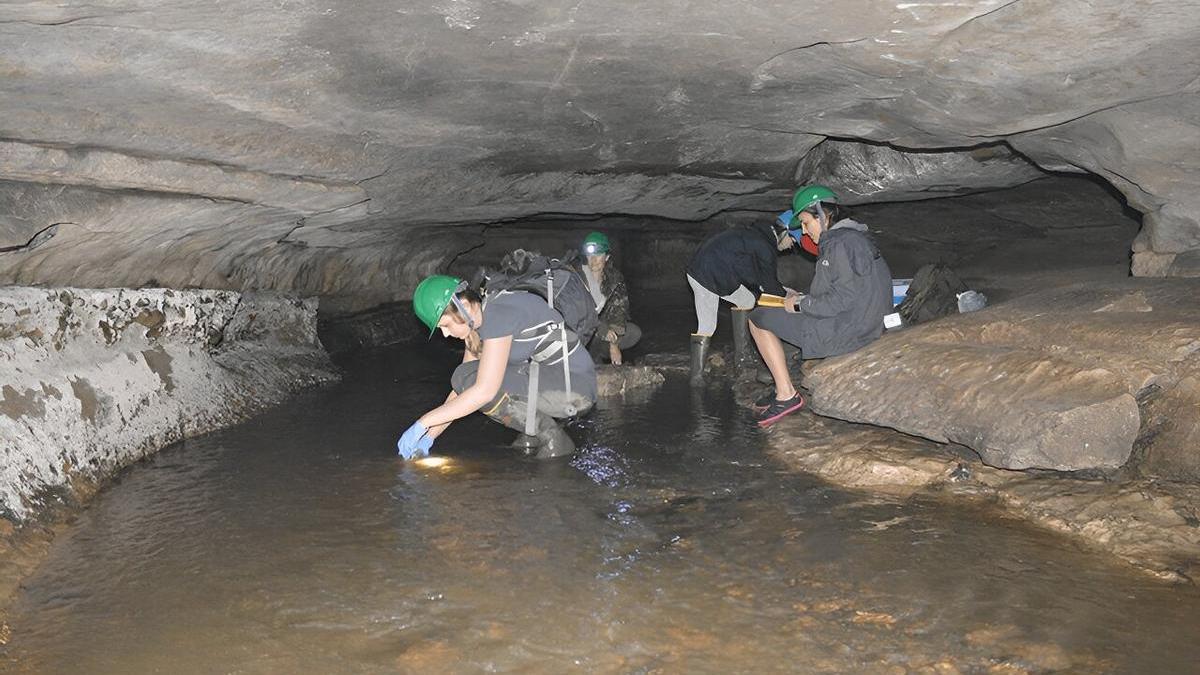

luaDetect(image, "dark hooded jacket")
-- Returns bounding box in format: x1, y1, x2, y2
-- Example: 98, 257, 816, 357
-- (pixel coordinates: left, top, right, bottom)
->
686, 221, 787, 298
795, 219, 892, 359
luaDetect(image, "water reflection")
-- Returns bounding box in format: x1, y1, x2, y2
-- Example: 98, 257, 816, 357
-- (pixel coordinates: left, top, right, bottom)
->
3, 344, 1200, 674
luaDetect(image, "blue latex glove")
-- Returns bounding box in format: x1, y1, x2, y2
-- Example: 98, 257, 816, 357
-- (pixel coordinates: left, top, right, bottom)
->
397, 421, 432, 460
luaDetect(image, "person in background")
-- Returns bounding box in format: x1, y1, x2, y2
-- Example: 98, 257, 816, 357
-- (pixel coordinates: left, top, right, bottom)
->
684, 213, 799, 385
396, 275, 597, 460
748, 185, 892, 426
579, 231, 641, 365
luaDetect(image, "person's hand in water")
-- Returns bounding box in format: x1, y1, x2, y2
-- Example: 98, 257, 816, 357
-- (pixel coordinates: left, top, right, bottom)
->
397, 421, 434, 459
609, 341, 623, 365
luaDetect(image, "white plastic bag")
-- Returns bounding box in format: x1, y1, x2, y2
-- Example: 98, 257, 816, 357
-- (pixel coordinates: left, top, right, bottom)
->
957, 290, 987, 313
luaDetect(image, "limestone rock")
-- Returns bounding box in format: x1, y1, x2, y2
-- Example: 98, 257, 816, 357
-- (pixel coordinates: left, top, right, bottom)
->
0, 0, 1198, 297
0, 287, 338, 521
596, 365, 665, 397
766, 413, 1200, 581
803, 279, 1200, 474
797, 141, 1046, 204
765, 413, 960, 495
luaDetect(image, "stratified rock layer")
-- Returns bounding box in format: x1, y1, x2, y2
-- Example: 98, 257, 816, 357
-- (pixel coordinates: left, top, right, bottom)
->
0, 287, 338, 520
803, 279, 1200, 474
0, 0, 1197, 302
764, 413, 1200, 582
796, 141, 1046, 204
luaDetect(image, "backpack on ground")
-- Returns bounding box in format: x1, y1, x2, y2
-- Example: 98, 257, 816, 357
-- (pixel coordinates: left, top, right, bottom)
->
896, 263, 968, 325
474, 249, 600, 346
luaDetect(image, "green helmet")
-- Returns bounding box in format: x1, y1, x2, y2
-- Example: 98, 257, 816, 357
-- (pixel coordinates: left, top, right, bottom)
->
413, 274, 464, 336
582, 231, 610, 255
792, 185, 838, 216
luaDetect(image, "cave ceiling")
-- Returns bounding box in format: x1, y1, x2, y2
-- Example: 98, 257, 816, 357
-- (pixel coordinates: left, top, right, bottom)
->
1, 0, 1198, 295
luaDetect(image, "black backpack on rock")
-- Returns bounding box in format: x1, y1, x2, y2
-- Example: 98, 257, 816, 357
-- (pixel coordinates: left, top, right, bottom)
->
896, 263, 969, 325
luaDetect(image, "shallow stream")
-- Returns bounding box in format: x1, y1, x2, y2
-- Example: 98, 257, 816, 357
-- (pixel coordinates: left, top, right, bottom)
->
4, 342, 1200, 673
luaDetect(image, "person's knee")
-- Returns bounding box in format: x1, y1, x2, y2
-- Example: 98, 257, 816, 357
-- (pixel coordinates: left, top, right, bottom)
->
618, 323, 642, 349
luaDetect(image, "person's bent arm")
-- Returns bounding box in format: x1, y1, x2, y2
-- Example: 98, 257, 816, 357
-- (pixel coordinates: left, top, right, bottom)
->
418, 336, 512, 429
749, 239, 787, 297
424, 391, 457, 440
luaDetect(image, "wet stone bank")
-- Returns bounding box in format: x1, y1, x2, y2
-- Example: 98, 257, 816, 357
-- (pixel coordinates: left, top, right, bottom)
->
0, 286, 338, 523
3, 345, 1200, 673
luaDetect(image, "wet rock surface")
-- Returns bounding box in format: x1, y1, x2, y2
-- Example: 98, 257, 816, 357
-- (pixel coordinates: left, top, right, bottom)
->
0, 286, 339, 522
763, 412, 1200, 582
595, 364, 665, 397
802, 279, 1200, 474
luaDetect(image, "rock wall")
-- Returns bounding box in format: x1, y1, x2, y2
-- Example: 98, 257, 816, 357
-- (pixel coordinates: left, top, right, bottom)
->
0, 287, 339, 521
796, 142, 1046, 204
802, 279, 1200, 476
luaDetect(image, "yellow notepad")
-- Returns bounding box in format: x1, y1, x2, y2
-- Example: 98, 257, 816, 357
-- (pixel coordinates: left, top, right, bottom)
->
757, 294, 787, 308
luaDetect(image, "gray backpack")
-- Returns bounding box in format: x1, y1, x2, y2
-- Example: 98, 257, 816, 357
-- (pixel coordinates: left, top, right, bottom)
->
477, 249, 600, 346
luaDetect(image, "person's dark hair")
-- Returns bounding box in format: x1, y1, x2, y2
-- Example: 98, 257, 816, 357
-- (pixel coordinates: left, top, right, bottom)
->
802, 202, 852, 226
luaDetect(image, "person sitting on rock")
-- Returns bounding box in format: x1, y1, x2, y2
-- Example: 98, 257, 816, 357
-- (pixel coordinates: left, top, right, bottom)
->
578, 231, 641, 366
685, 210, 799, 385
748, 185, 893, 426
396, 275, 597, 460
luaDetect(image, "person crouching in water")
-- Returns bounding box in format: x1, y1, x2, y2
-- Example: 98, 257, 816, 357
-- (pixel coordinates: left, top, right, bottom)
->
685, 210, 798, 385
396, 275, 597, 460
579, 231, 641, 365
749, 185, 892, 426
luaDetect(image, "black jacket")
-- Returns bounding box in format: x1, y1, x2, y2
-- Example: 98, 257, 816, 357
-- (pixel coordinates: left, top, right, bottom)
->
796, 219, 892, 359
686, 222, 786, 297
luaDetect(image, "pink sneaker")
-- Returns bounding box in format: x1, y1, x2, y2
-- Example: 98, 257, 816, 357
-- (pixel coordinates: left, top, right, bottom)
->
756, 393, 805, 427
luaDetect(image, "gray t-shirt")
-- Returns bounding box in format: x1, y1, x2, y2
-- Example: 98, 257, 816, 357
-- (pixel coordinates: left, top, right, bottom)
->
479, 291, 598, 397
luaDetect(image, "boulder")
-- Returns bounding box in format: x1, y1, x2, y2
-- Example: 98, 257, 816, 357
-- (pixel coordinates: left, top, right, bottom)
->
803, 279, 1200, 474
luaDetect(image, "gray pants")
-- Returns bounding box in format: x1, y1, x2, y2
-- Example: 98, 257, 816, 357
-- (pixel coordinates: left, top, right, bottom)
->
451, 360, 594, 421
748, 305, 809, 350
687, 274, 757, 336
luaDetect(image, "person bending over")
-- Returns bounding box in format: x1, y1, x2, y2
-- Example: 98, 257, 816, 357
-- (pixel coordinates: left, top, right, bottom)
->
685, 212, 799, 385
579, 231, 641, 365
749, 185, 892, 426
397, 275, 597, 460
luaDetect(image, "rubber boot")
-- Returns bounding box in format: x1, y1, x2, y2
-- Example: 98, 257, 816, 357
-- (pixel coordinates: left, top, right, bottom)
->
730, 308, 756, 374
483, 393, 577, 459
531, 416, 575, 459
689, 334, 710, 386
